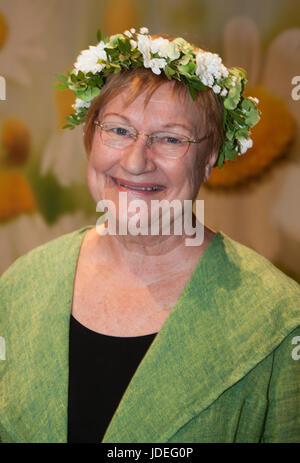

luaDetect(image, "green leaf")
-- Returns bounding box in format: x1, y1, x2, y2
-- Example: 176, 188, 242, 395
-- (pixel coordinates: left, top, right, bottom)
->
245, 110, 260, 127
225, 86, 241, 109
178, 61, 196, 75
124, 37, 131, 53
97, 28, 102, 42
189, 78, 206, 91
225, 128, 235, 141
187, 84, 196, 100
241, 98, 255, 111
63, 124, 75, 130
164, 65, 176, 79
70, 73, 78, 83
56, 74, 68, 84
79, 86, 100, 102
74, 89, 87, 99
230, 111, 245, 124
77, 70, 85, 81
66, 115, 77, 123
226, 150, 238, 161
117, 38, 127, 55
217, 150, 225, 168
53, 83, 68, 90
236, 127, 249, 139
224, 88, 243, 110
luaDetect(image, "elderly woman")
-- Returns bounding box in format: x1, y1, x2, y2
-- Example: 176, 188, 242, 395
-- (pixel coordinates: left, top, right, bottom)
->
0, 28, 299, 444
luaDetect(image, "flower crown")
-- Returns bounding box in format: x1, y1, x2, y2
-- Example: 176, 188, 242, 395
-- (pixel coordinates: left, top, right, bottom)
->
55, 27, 260, 169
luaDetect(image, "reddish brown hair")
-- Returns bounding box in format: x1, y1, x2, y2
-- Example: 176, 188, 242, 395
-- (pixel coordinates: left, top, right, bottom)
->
83, 67, 225, 166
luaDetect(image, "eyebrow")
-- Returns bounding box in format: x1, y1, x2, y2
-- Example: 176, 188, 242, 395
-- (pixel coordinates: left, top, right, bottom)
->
102, 113, 195, 134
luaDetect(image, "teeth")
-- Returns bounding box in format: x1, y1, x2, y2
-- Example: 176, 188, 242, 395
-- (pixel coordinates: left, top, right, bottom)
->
116, 180, 164, 191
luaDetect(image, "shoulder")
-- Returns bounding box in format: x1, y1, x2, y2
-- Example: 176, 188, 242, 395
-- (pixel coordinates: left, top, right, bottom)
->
216, 230, 300, 298
198, 230, 300, 348
0, 225, 92, 302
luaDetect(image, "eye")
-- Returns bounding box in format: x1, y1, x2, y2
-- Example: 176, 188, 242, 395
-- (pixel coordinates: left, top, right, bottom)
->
112, 127, 130, 137
162, 136, 184, 145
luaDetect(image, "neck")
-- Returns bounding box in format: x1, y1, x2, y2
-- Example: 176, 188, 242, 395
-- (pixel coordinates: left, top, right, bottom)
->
92, 214, 209, 283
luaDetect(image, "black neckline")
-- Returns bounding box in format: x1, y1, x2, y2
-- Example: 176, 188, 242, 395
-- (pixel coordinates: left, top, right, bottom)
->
70, 314, 158, 340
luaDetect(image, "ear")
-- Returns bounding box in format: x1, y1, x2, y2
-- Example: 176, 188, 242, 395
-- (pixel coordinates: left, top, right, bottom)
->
203, 149, 219, 182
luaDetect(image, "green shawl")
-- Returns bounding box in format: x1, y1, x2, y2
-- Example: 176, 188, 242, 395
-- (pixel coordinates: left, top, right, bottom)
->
0, 225, 299, 443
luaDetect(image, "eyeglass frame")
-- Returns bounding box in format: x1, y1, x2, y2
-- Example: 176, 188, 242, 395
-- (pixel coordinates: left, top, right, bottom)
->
93, 120, 211, 158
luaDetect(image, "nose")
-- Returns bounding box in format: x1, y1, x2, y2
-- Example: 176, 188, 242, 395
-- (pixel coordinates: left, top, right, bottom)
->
119, 134, 155, 174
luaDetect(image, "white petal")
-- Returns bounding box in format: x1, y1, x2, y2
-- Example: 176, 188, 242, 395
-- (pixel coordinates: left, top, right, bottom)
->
40, 126, 87, 187
223, 16, 261, 86
262, 28, 300, 160
272, 164, 300, 244
262, 29, 300, 110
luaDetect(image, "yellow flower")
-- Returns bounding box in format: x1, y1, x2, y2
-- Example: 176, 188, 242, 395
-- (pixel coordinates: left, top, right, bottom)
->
54, 87, 75, 130
1, 117, 31, 166
206, 86, 294, 188
0, 171, 36, 222
0, 12, 8, 49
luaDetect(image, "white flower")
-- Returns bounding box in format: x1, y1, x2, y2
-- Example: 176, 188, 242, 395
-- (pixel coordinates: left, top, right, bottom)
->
74, 41, 107, 74
130, 39, 137, 49
212, 84, 221, 94
0, 211, 97, 274
195, 51, 229, 87
72, 98, 91, 112
137, 33, 152, 64
230, 75, 238, 87
124, 30, 132, 38
140, 27, 149, 34
221, 88, 228, 96
147, 58, 167, 75
130, 28, 136, 34
238, 137, 253, 154
150, 37, 180, 60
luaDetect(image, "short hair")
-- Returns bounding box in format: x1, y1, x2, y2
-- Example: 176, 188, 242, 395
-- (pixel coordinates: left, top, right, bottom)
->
83, 66, 225, 166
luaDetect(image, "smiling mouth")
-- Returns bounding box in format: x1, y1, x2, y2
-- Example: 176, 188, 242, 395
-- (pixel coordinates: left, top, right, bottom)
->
111, 177, 166, 192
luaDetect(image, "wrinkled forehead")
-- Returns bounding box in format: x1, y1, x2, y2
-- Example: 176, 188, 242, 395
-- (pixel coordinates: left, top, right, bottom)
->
100, 81, 206, 134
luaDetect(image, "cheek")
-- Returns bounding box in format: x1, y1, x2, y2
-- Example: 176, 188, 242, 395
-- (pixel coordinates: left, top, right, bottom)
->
88, 138, 118, 173
188, 152, 206, 195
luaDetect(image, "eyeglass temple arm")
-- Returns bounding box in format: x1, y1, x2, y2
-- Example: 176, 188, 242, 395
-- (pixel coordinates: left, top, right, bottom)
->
190, 135, 210, 144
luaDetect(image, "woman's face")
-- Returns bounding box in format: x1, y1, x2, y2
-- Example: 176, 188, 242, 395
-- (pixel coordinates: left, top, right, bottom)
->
86, 81, 216, 233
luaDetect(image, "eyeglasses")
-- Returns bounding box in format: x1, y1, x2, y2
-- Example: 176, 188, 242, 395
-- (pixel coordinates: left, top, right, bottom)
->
93, 120, 210, 159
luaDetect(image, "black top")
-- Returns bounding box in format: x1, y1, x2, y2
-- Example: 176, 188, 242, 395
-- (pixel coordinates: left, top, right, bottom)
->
67, 314, 158, 443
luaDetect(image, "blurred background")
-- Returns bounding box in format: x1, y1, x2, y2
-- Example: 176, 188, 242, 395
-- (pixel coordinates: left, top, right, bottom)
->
0, 0, 299, 281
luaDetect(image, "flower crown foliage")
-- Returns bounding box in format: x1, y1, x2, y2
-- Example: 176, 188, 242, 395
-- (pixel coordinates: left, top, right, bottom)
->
55, 27, 260, 169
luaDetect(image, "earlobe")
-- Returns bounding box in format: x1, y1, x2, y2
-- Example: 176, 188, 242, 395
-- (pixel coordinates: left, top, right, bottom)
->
207, 150, 219, 179
203, 149, 218, 182
204, 164, 211, 182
